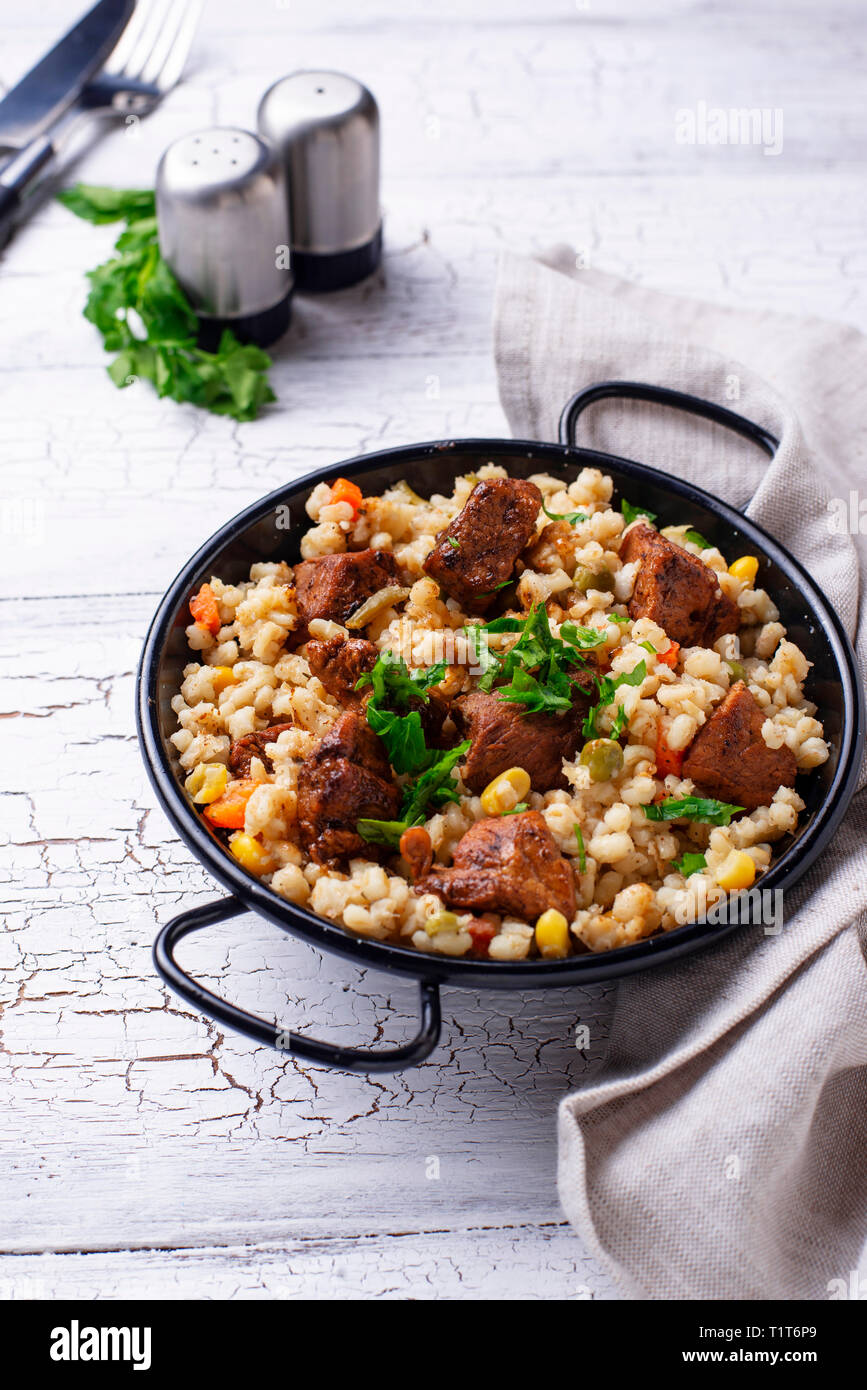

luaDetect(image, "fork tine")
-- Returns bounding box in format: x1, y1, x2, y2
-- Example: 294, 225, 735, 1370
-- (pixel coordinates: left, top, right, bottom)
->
102, 0, 159, 77
120, 0, 175, 80
140, 0, 203, 91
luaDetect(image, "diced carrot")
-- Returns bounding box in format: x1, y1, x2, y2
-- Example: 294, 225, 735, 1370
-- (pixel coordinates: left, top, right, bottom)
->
329, 476, 363, 518
203, 779, 256, 829
657, 641, 680, 670
655, 725, 685, 778
468, 915, 499, 959
190, 582, 221, 635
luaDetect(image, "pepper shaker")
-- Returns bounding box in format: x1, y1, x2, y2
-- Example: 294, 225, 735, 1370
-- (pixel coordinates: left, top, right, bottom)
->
258, 71, 382, 292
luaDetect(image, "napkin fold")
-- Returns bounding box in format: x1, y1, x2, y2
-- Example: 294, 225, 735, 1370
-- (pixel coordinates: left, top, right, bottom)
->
494, 251, 867, 1301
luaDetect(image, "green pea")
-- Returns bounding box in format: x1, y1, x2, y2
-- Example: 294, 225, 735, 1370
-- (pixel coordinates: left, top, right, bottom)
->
574, 566, 615, 594
579, 738, 624, 782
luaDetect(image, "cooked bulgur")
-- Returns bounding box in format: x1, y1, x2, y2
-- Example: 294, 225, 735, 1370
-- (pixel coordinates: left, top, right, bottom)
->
170, 464, 828, 960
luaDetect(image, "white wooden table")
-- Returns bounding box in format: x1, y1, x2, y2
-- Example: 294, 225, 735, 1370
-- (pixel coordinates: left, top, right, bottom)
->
1, 0, 865, 1300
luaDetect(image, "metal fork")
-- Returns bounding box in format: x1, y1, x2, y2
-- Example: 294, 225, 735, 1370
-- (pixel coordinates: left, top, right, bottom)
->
0, 0, 202, 243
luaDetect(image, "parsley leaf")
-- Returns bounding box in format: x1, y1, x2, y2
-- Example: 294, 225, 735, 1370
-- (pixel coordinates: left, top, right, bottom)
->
355, 650, 445, 705
609, 613, 631, 625
403, 742, 471, 820
59, 184, 276, 421
541, 499, 588, 526
685, 528, 712, 549
574, 824, 587, 873
57, 184, 156, 224
621, 499, 658, 525
560, 622, 607, 651
583, 660, 647, 739
468, 605, 597, 710
446, 536, 461, 551
672, 851, 707, 878
357, 652, 448, 775
357, 820, 408, 850
482, 604, 592, 709
643, 797, 745, 826
496, 665, 573, 714
365, 703, 428, 776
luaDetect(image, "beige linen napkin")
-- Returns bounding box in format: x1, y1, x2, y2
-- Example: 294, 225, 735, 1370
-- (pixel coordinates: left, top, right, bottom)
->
494, 251, 867, 1301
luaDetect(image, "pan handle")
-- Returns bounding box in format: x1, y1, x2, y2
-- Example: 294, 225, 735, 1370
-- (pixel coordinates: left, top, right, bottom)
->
153, 896, 442, 1073
558, 381, 779, 458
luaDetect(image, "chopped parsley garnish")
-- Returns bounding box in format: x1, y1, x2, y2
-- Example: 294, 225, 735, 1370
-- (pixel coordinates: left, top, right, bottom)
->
356, 652, 448, 775
643, 797, 744, 826
541, 500, 588, 526
639, 640, 657, 653
357, 741, 472, 847
672, 851, 707, 878
401, 742, 471, 823
502, 802, 529, 816
446, 536, 461, 551
355, 650, 446, 706
574, 824, 587, 873
582, 660, 647, 739
469, 604, 598, 713
560, 622, 607, 650
609, 613, 631, 625
355, 652, 470, 841
58, 184, 275, 421
685, 528, 712, 549
356, 820, 408, 850
621, 499, 657, 525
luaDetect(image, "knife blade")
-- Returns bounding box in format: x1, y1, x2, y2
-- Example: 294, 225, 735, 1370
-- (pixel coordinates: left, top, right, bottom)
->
0, 0, 135, 151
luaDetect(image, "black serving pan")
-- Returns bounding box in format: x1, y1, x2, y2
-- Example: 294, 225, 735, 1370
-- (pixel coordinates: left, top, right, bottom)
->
136, 382, 864, 1072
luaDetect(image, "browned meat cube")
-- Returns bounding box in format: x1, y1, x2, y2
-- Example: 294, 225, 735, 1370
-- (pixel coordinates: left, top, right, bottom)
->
621, 523, 739, 647
415, 811, 576, 922
452, 686, 591, 793
293, 549, 399, 626
306, 635, 378, 704
296, 709, 400, 865
682, 680, 797, 812
229, 722, 295, 777
423, 478, 542, 612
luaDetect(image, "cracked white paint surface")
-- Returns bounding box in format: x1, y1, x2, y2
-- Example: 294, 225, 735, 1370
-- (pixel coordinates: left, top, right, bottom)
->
1, 0, 865, 1300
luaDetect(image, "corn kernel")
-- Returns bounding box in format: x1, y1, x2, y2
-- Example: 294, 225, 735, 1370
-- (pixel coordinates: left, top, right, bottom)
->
480, 766, 532, 816
534, 909, 570, 959
714, 850, 756, 891
229, 832, 273, 876
185, 762, 228, 805
210, 665, 236, 694
425, 909, 460, 937
728, 555, 759, 583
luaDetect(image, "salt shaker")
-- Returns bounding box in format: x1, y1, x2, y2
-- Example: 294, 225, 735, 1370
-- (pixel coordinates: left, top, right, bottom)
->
156, 126, 293, 349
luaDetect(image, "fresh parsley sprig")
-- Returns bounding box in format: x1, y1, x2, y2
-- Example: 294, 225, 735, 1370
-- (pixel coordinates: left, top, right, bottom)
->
541, 499, 588, 526
356, 652, 448, 775
58, 184, 276, 422
672, 851, 708, 878
357, 741, 472, 848
574, 824, 587, 872
469, 604, 601, 713
685, 528, 712, 549
643, 797, 744, 826
621, 499, 657, 525
582, 660, 647, 739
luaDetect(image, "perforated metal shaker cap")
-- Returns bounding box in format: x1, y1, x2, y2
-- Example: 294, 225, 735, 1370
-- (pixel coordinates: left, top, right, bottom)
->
156, 127, 292, 349
257, 71, 382, 292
